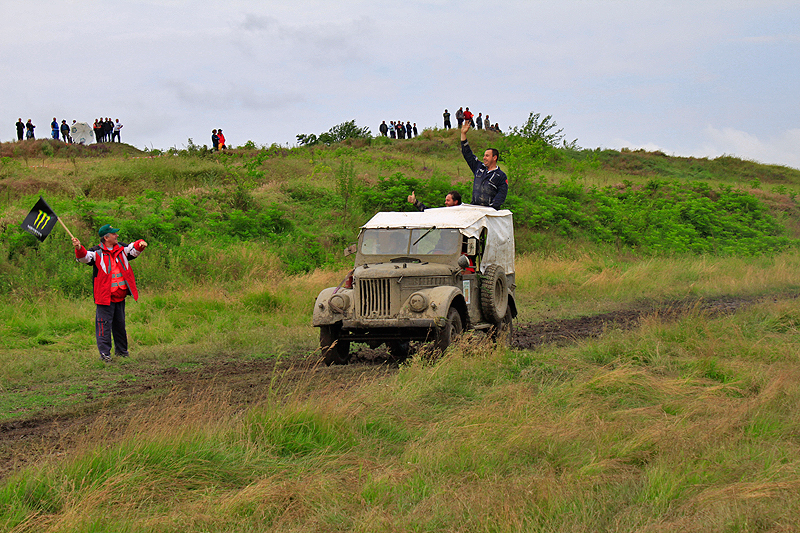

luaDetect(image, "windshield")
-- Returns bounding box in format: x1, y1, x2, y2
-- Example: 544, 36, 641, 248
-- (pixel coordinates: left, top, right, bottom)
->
360, 228, 461, 256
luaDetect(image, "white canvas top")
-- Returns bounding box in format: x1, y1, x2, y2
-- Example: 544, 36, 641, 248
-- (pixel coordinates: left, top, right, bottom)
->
362, 205, 515, 273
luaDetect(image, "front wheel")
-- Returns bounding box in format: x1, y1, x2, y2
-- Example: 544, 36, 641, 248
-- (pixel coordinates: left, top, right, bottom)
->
388, 340, 411, 362
435, 307, 463, 353
320, 324, 350, 365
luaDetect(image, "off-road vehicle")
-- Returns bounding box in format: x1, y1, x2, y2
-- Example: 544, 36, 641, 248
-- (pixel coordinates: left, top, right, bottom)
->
312, 205, 516, 364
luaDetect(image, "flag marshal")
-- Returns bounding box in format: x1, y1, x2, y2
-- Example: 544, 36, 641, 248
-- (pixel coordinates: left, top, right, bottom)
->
21, 197, 59, 242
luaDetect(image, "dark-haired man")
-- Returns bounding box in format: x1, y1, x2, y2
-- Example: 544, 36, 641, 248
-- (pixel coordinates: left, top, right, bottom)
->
460, 120, 507, 209
72, 224, 148, 362
407, 190, 462, 211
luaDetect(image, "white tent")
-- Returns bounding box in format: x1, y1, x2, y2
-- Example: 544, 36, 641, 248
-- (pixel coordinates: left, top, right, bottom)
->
362, 205, 515, 274
70, 122, 94, 145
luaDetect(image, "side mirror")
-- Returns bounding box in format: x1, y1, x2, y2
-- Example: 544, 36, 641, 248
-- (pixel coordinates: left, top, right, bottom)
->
457, 255, 471, 270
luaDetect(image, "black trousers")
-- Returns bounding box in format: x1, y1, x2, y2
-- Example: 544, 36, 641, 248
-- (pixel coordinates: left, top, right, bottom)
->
96, 300, 128, 355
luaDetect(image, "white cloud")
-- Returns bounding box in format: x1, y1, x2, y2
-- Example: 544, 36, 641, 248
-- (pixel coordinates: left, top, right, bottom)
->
701, 126, 800, 169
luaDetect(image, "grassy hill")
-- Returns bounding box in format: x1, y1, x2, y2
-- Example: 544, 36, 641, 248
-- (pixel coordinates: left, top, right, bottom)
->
2, 127, 800, 531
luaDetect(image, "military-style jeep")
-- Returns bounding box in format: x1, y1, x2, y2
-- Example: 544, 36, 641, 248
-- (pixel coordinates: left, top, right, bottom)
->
312, 205, 516, 364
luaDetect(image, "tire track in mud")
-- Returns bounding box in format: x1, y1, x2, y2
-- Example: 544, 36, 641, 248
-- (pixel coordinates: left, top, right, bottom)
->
0, 292, 793, 480
512, 294, 767, 349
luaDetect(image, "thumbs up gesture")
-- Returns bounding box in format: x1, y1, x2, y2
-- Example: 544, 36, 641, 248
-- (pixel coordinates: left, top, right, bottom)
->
407, 190, 416, 204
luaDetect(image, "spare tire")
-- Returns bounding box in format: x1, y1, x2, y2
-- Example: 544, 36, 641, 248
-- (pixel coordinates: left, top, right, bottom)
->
481, 264, 508, 323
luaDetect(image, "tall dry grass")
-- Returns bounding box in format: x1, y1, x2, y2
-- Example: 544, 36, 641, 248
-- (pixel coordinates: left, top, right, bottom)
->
4, 300, 800, 531
514, 249, 800, 321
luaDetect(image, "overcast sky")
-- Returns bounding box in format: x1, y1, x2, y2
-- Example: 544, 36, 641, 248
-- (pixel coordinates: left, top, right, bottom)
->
3, 1, 798, 169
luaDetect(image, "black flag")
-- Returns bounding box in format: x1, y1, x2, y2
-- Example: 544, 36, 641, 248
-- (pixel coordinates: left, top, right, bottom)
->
21, 197, 59, 242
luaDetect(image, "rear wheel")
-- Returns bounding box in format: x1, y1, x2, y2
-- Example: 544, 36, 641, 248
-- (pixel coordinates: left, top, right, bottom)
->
435, 306, 463, 353
320, 324, 350, 365
490, 307, 513, 345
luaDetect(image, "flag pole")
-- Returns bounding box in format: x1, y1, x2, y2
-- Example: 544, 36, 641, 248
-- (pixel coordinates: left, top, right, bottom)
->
58, 218, 76, 240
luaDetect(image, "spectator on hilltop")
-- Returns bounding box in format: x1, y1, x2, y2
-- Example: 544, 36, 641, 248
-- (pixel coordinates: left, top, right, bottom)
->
93, 120, 102, 143
61, 120, 71, 143
112, 119, 123, 142
484, 115, 489, 131
51, 118, 60, 140
379, 120, 388, 136
476, 113, 483, 130
218, 129, 226, 150
464, 107, 474, 128
443, 109, 451, 129
456, 107, 465, 128
25, 119, 35, 140
389, 121, 396, 139
212, 129, 219, 151
16, 118, 25, 141
413, 123, 418, 137
406, 121, 412, 139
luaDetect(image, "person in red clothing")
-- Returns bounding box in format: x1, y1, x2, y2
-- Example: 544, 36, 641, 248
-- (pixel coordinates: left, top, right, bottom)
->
464, 107, 474, 127
217, 129, 227, 150
72, 224, 148, 362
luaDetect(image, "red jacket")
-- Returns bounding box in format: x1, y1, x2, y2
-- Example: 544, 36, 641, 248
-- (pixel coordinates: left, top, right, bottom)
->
75, 240, 146, 305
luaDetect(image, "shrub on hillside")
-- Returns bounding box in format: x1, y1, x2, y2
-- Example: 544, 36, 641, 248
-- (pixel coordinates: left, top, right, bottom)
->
296, 120, 372, 147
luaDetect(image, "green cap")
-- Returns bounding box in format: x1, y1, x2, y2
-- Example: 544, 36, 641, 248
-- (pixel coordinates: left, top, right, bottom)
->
99, 224, 120, 237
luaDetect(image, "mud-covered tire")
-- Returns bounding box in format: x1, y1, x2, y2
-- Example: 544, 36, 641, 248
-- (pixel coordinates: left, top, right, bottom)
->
388, 340, 411, 362
435, 306, 463, 353
489, 307, 513, 345
320, 324, 350, 365
481, 264, 508, 323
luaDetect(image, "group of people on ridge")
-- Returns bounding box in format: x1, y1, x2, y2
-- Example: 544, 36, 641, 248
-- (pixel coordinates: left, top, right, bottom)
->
93, 118, 123, 143
211, 129, 227, 150
443, 107, 500, 133
15, 119, 38, 140
379, 121, 417, 139
14, 118, 122, 143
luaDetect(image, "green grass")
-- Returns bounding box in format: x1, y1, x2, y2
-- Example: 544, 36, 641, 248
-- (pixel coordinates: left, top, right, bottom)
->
3, 301, 800, 531
3, 128, 800, 530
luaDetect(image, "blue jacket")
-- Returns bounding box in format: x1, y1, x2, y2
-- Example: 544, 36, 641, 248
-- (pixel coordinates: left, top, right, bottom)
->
461, 140, 508, 209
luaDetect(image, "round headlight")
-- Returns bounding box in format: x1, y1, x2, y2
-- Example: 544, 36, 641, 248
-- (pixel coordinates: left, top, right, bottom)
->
329, 293, 350, 313
408, 292, 429, 313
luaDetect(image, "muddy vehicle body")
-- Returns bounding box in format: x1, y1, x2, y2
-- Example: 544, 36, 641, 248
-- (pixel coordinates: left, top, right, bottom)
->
313, 206, 516, 364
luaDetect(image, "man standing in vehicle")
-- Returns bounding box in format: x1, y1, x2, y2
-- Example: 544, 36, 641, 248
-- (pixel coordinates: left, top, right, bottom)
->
72, 224, 148, 362
460, 121, 507, 209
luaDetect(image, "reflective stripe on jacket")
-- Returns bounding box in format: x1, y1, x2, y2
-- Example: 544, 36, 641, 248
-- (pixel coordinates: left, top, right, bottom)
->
75, 241, 143, 305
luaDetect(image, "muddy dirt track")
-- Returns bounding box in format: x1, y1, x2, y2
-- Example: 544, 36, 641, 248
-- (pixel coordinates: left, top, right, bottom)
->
0, 293, 789, 480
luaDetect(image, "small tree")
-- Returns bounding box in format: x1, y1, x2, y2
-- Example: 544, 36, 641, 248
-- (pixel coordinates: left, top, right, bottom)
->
335, 160, 357, 217
511, 112, 567, 147
296, 120, 371, 146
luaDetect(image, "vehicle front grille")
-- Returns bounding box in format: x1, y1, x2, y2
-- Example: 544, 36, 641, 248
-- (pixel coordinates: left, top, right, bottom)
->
359, 278, 392, 317
404, 276, 451, 288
